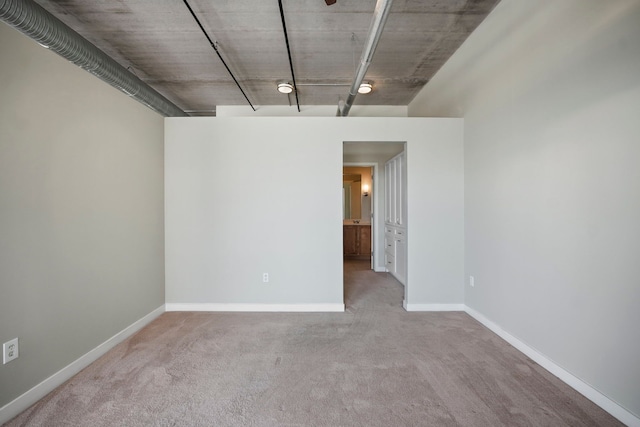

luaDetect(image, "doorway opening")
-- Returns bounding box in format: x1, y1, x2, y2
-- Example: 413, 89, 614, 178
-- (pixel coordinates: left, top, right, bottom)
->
342, 141, 406, 309
342, 165, 374, 268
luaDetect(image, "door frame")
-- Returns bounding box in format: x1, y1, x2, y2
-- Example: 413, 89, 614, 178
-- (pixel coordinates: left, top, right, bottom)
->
343, 162, 377, 270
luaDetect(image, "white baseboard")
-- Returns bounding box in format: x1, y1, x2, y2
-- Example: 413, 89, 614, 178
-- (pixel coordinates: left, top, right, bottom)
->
0, 305, 165, 426
374, 267, 387, 273
464, 306, 640, 427
404, 303, 465, 312
165, 303, 345, 312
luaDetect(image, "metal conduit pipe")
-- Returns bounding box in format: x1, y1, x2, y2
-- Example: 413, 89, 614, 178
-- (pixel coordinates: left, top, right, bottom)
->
278, 0, 300, 113
337, 0, 393, 117
0, 0, 186, 117
182, 0, 255, 112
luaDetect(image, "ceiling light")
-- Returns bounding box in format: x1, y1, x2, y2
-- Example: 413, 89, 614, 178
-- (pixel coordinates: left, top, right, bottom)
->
358, 82, 373, 94
277, 82, 293, 94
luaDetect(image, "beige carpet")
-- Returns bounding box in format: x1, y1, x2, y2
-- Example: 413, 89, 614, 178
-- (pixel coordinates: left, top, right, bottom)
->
5, 260, 621, 426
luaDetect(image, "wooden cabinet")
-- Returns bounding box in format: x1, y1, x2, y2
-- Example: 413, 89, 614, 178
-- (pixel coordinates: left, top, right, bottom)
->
343, 225, 371, 259
359, 225, 371, 256
343, 226, 358, 255
385, 152, 407, 285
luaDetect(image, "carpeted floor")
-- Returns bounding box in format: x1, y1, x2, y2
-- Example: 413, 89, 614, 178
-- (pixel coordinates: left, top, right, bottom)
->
5, 260, 622, 426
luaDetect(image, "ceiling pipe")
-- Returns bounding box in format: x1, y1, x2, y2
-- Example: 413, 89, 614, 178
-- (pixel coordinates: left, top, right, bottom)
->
182, 0, 256, 112
277, 0, 300, 113
0, 0, 186, 117
337, 0, 393, 117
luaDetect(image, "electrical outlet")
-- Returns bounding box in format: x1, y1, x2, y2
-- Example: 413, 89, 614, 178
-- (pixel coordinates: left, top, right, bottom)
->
3, 338, 19, 364
263, 273, 269, 283
469, 276, 475, 287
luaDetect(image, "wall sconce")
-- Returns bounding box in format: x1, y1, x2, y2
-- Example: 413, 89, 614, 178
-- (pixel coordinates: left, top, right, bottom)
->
362, 184, 369, 197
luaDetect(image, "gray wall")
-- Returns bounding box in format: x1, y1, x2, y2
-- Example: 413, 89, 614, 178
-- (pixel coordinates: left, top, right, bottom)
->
0, 23, 165, 407
410, 0, 640, 417
165, 117, 463, 309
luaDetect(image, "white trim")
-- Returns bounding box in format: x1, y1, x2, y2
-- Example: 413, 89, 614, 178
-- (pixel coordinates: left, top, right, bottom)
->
165, 303, 345, 312
0, 305, 165, 426
464, 306, 640, 427
344, 161, 378, 272
374, 267, 387, 273
404, 303, 465, 312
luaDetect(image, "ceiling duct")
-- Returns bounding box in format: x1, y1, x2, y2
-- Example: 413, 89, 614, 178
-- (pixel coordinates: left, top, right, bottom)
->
0, 0, 186, 117
337, 0, 393, 117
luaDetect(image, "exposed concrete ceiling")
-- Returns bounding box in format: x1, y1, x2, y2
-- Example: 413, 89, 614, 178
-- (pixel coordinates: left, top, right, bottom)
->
34, 0, 500, 115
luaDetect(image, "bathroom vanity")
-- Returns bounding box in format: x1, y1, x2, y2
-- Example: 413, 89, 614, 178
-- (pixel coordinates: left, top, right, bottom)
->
343, 223, 371, 259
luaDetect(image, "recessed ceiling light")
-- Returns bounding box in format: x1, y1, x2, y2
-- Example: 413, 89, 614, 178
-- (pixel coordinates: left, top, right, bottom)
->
277, 82, 294, 94
358, 82, 373, 94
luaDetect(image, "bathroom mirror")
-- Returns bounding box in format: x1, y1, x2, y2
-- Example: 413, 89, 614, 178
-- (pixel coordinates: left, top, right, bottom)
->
343, 174, 361, 220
